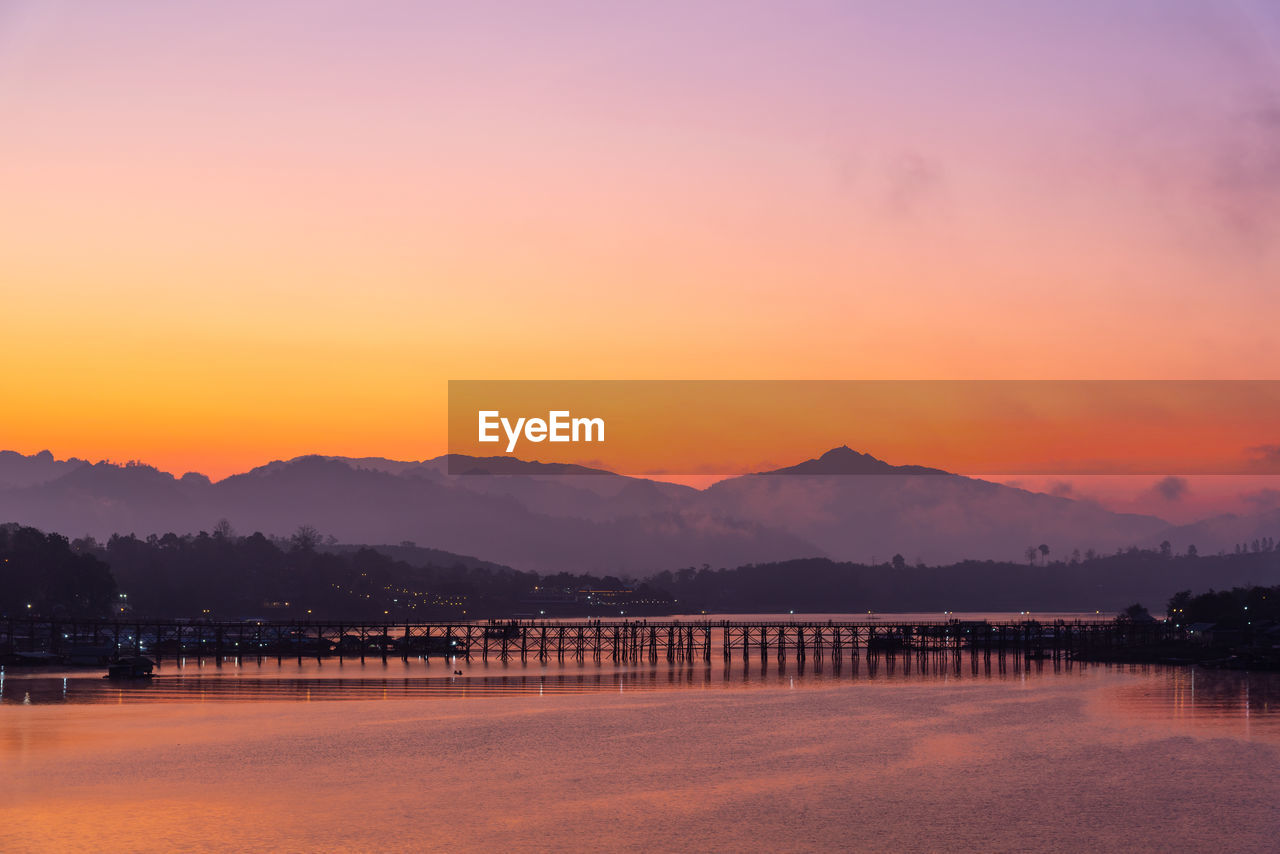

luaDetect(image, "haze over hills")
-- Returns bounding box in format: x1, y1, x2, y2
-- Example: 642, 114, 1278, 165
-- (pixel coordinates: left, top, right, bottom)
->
0, 449, 87, 489
0, 453, 808, 574
0, 447, 1271, 574
704, 446, 1171, 565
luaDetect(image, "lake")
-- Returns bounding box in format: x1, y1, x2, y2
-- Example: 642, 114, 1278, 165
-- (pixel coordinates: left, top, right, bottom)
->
2, 617, 1279, 852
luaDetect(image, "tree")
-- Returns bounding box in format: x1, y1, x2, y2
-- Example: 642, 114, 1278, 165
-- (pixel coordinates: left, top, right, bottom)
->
71, 534, 102, 553
1025, 546, 1037, 566
891, 553, 906, 571
290, 524, 322, 552
1186, 544, 1198, 558
1159, 540, 1172, 559
1167, 589, 1192, 620
213, 518, 235, 540
1118, 602, 1151, 622
1038, 544, 1050, 565
0, 525, 117, 617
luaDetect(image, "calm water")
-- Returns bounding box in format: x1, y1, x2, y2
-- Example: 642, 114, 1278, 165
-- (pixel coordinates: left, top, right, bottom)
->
3, 617, 1279, 852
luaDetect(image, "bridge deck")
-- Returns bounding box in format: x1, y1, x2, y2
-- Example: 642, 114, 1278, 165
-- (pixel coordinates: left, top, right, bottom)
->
1, 617, 1170, 665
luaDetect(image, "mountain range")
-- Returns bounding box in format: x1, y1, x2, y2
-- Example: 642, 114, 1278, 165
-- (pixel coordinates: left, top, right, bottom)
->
0, 446, 1272, 574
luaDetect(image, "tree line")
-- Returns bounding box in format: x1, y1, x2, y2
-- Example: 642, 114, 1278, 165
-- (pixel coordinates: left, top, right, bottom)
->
50, 525, 672, 620
651, 544, 1280, 614
1167, 585, 1280, 626
6, 521, 1280, 620
0, 523, 117, 618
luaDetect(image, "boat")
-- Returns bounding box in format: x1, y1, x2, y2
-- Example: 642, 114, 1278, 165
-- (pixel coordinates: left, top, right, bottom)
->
104, 656, 155, 679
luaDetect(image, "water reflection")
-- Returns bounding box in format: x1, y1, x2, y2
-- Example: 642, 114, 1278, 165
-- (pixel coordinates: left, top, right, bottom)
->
1, 653, 1277, 730
1102, 665, 1280, 730
1, 650, 1023, 704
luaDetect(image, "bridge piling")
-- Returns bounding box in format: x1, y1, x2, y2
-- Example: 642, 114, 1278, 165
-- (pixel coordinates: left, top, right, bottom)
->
3, 617, 1171, 670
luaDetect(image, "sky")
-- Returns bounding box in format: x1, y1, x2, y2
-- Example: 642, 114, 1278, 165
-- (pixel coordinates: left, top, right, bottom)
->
2, 1, 1279, 489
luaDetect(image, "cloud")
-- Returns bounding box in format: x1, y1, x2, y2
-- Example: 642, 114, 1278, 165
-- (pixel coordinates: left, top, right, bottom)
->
1047, 480, 1075, 498
830, 146, 950, 225
1116, 77, 1280, 259
1152, 476, 1189, 502
1203, 98, 1280, 245
881, 151, 947, 219
1248, 444, 1280, 470
1242, 488, 1280, 511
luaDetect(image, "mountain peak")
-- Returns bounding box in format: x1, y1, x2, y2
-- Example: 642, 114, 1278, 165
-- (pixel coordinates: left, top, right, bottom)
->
820, 445, 867, 462
0, 449, 88, 489
759, 447, 949, 476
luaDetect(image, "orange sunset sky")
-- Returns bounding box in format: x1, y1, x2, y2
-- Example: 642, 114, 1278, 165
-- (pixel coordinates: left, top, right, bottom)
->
3, 1, 1279, 495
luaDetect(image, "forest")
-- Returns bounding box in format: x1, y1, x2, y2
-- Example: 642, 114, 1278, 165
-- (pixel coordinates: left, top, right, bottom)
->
53, 525, 672, 620
0, 523, 118, 618
651, 544, 1280, 615
6, 520, 1280, 621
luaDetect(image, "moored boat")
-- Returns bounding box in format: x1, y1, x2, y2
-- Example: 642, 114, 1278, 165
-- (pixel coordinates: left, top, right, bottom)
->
104, 656, 155, 679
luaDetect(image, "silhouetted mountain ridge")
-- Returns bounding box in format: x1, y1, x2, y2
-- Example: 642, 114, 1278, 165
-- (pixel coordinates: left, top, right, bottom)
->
759, 446, 948, 476
0, 446, 1253, 572
0, 449, 87, 489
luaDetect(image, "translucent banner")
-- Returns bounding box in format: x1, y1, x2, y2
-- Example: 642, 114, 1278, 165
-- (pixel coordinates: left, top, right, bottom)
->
447, 380, 1280, 476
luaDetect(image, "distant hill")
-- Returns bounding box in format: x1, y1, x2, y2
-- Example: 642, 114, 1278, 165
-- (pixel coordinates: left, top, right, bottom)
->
0, 446, 1253, 574
654, 550, 1280, 614
1156, 509, 1280, 556
702, 450, 1169, 565
0, 450, 86, 489
0, 453, 811, 574
759, 445, 947, 476
321, 542, 516, 573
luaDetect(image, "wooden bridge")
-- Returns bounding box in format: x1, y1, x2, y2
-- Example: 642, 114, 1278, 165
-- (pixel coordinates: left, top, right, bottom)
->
1, 617, 1176, 666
